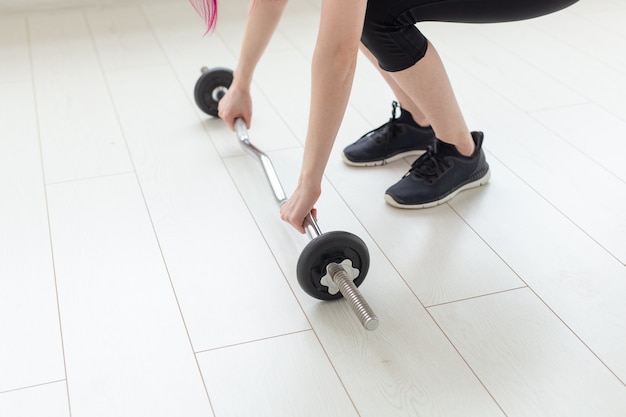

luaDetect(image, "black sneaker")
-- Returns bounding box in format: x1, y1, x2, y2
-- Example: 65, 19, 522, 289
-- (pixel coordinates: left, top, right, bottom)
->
385, 131, 490, 209
342, 101, 435, 166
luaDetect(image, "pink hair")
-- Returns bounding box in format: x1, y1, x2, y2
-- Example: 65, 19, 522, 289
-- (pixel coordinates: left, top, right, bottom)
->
189, 0, 218, 33
190, 0, 275, 33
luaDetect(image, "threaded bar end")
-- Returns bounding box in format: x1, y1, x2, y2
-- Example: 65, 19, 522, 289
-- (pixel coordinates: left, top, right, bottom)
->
327, 263, 379, 331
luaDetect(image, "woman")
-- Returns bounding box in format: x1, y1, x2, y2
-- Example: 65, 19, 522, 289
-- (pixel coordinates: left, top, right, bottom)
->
192, 0, 578, 233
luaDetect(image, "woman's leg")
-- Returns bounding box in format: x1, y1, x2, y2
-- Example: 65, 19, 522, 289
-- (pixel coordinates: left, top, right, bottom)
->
387, 41, 475, 156
361, 40, 474, 155
360, 0, 578, 155
358, 45, 430, 128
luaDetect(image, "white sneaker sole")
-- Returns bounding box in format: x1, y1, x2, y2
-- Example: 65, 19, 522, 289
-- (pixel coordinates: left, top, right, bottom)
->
384, 169, 491, 209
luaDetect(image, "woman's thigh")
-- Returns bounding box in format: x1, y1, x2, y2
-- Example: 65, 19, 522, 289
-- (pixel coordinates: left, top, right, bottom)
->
362, 0, 578, 71
368, 0, 578, 25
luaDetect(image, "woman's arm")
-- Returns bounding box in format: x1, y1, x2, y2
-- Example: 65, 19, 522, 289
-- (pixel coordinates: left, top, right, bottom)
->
280, 0, 368, 232
218, 0, 288, 130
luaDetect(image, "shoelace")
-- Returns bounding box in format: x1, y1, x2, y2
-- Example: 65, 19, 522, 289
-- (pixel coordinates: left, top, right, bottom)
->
360, 101, 401, 145
404, 145, 451, 182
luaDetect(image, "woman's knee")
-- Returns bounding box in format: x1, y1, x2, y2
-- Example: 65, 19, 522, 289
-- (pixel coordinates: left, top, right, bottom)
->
361, 18, 428, 72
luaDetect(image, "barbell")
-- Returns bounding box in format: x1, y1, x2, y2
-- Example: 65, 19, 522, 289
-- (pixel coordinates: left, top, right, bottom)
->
194, 67, 378, 331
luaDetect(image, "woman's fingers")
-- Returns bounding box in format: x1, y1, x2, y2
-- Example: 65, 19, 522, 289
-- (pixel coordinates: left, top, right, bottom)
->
279, 183, 321, 233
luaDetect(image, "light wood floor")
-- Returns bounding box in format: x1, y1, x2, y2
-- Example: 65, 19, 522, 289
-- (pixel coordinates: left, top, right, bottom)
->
1, 0, 625, 416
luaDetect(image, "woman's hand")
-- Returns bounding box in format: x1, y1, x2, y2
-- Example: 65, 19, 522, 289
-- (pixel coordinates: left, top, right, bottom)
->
217, 85, 253, 130
280, 180, 321, 233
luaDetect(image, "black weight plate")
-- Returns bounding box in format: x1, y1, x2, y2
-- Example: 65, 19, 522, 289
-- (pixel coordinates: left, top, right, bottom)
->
194, 67, 234, 117
296, 231, 370, 301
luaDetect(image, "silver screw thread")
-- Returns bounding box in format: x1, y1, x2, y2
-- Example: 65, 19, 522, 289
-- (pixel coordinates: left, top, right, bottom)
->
327, 263, 379, 331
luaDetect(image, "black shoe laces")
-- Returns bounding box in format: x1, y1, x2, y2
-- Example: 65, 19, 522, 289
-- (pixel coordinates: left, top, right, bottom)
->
405, 144, 451, 182
361, 101, 401, 146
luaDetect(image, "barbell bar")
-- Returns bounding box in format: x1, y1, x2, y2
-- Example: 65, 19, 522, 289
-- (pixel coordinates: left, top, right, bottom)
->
195, 66, 379, 331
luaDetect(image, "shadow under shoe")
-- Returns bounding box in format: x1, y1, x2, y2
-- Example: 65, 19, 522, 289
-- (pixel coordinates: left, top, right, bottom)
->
385, 131, 491, 209
342, 101, 436, 167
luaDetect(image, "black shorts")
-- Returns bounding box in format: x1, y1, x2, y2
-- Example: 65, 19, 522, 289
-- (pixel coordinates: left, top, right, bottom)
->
361, 0, 579, 72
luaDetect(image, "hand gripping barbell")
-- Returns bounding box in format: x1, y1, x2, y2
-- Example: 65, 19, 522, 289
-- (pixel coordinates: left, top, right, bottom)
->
194, 67, 379, 331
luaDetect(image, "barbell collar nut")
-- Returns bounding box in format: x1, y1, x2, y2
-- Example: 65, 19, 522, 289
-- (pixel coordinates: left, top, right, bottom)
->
327, 263, 379, 331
